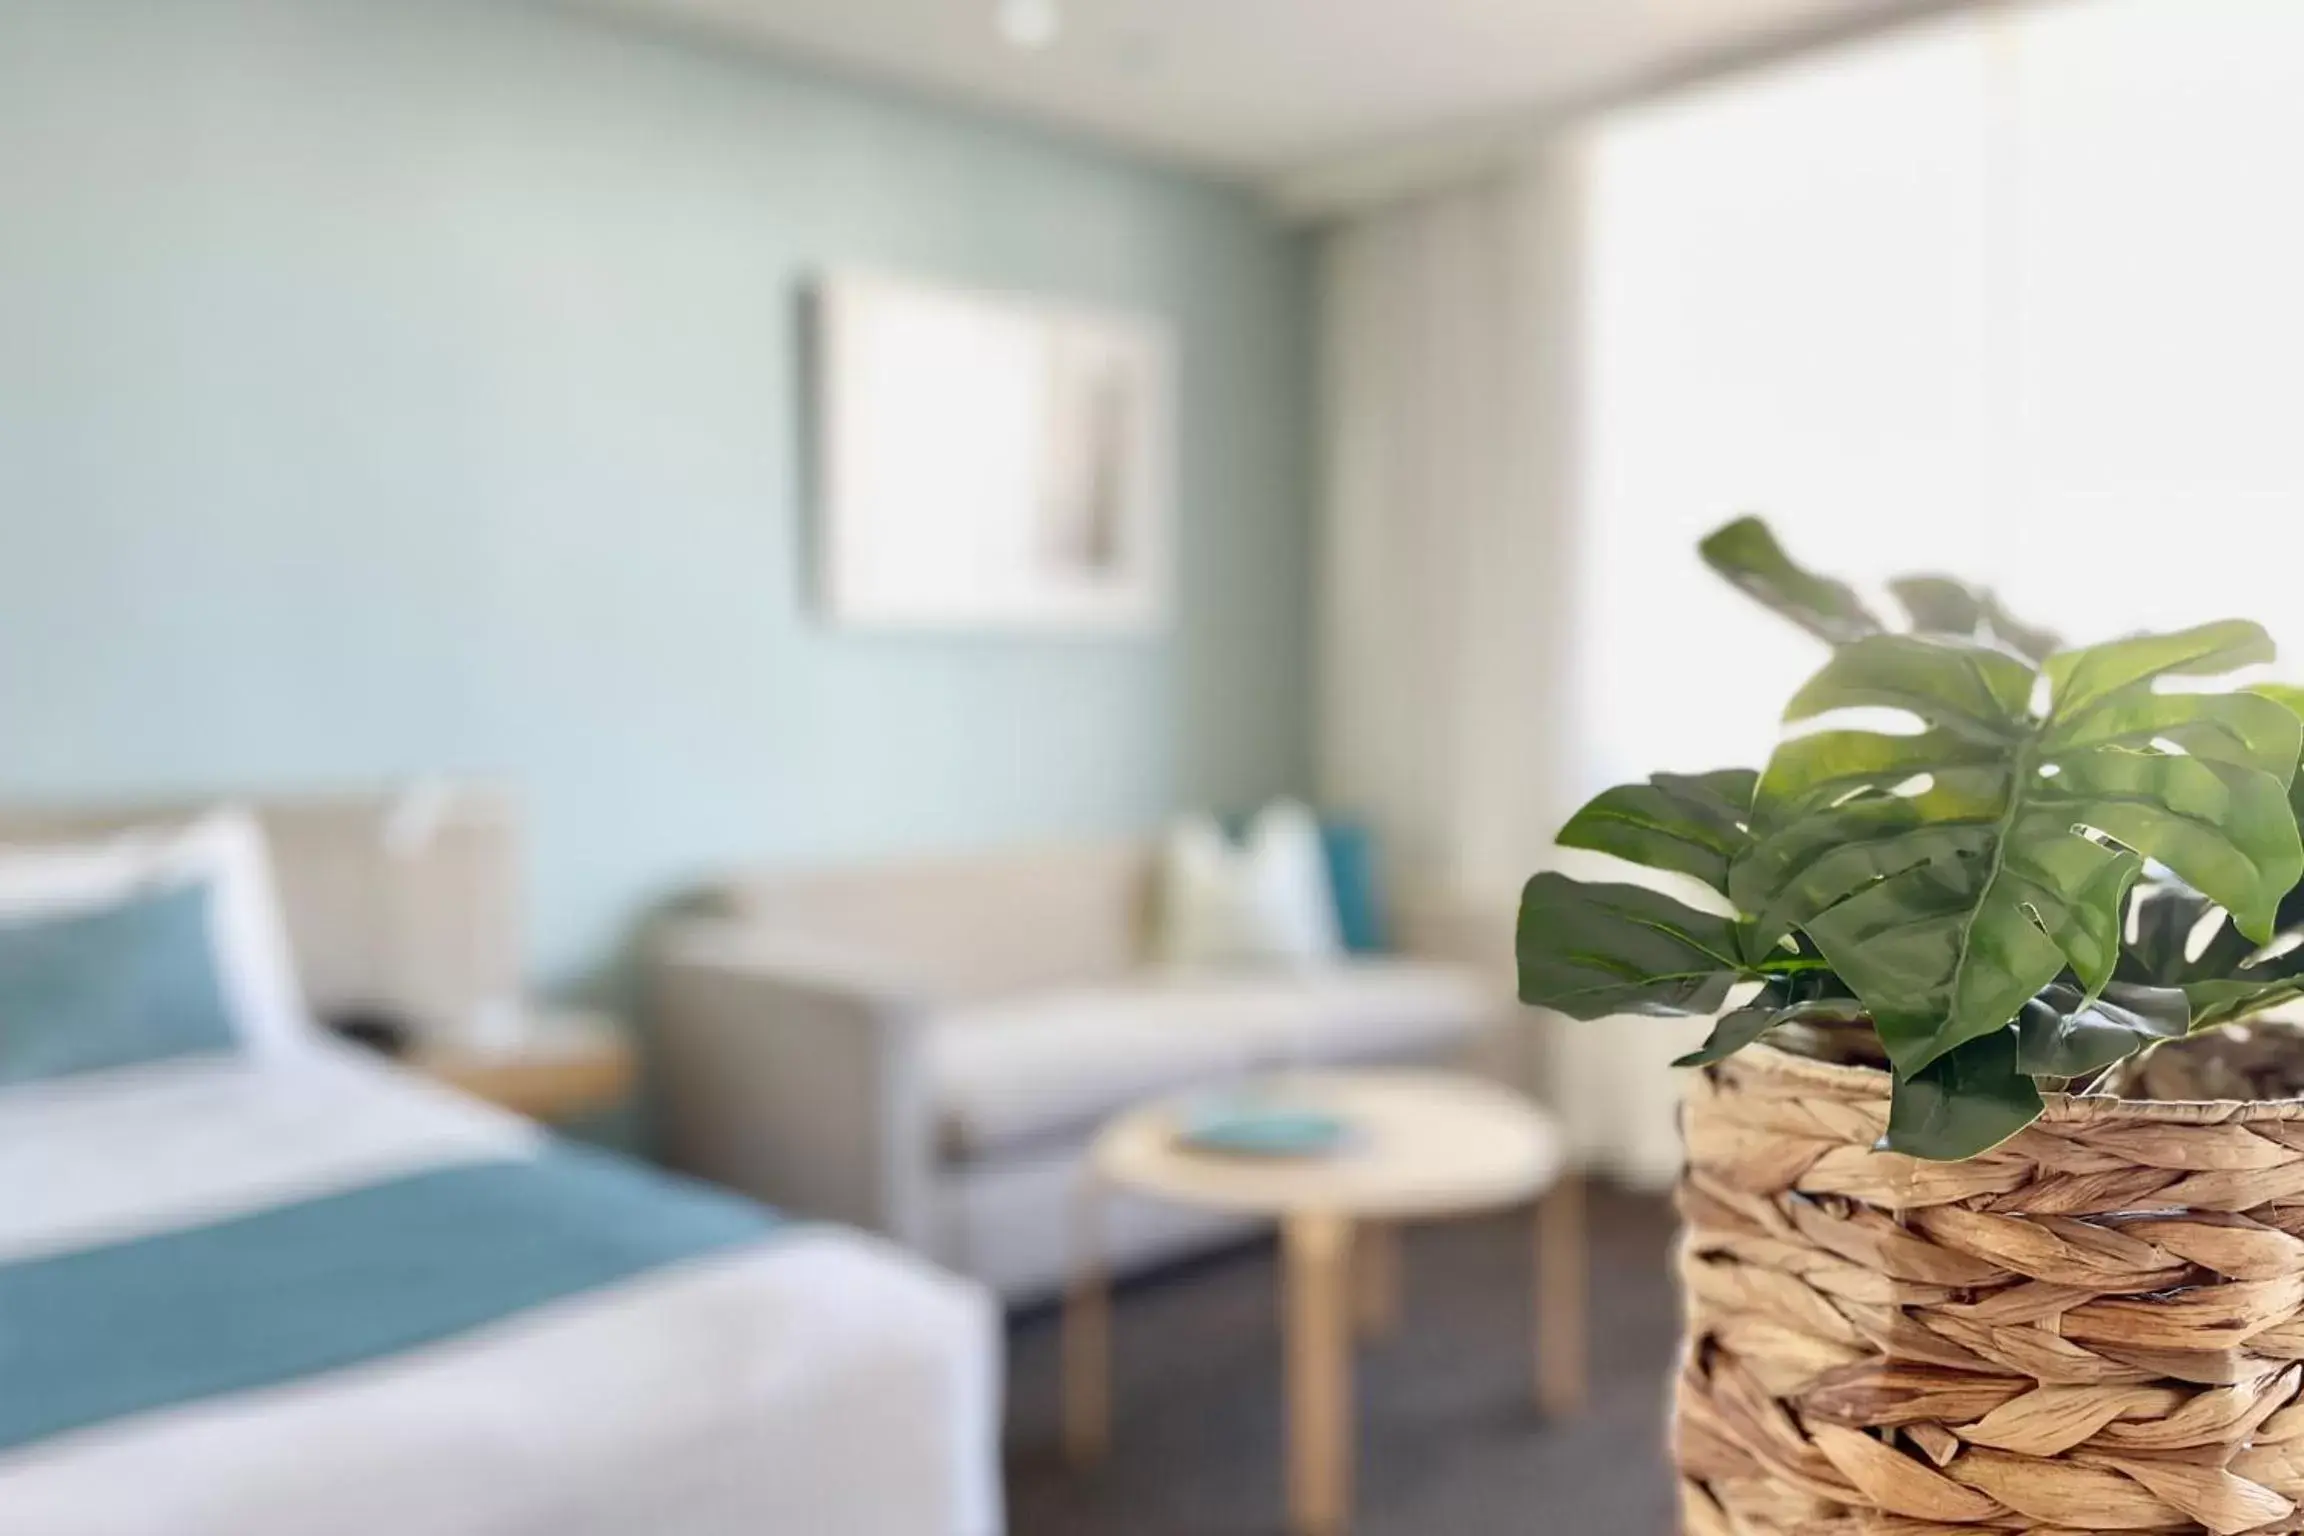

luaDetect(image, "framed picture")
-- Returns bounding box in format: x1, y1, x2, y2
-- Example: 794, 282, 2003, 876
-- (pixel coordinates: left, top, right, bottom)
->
814, 271, 1174, 632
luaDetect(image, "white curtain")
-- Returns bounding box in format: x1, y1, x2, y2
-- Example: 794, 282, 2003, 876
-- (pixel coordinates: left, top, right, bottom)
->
1317, 147, 1704, 1187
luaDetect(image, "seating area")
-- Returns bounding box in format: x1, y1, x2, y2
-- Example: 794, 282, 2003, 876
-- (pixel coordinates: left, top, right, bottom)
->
654, 839, 1504, 1300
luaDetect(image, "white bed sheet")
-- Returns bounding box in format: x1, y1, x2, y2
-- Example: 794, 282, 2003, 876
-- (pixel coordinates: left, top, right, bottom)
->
0, 1050, 1004, 1536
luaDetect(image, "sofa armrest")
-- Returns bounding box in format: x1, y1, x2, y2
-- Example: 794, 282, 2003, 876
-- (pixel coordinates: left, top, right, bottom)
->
650, 926, 938, 1252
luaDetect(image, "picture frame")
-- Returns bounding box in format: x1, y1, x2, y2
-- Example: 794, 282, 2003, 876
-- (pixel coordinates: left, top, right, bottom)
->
813, 271, 1175, 633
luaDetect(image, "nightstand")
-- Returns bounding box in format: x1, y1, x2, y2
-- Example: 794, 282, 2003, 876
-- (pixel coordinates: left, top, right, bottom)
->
411, 1009, 636, 1123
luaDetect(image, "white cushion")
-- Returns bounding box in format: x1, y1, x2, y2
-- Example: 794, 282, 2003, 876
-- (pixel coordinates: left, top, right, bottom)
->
1198, 960, 1497, 1063
0, 809, 314, 1057
926, 960, 1492, 1161
926, 999, 1261, 1163
1155, 799, 1341, 967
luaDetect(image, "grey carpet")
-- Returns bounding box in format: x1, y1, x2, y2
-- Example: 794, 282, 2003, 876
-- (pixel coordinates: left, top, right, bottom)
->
1004, 1184, 1680, 1535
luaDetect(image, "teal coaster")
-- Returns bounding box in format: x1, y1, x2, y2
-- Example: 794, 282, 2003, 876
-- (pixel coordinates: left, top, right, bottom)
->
1175, 1099, 1352, 1158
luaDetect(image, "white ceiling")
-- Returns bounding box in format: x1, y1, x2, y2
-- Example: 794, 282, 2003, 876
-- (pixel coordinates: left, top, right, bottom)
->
572, 0, 1960, 189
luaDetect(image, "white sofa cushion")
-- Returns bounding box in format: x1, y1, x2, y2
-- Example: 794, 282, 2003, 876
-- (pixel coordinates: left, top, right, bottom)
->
925, 959, 1493, 1162
1155, 800, 1341, 967
925, 997, 1260, 1165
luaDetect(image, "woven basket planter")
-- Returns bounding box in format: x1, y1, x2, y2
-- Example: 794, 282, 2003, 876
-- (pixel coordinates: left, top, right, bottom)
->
1676, 1043, 2304, 1536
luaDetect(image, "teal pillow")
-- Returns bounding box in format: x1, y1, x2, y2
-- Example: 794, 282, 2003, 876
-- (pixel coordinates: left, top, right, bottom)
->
1318, 820, 1387, 955
0, 882, 239, 1086
1215, 809, 1389, 955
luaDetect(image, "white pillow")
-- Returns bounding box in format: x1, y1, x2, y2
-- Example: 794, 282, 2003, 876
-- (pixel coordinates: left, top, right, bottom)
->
0, 809, 314, 1056
1157, 799, 1343, 967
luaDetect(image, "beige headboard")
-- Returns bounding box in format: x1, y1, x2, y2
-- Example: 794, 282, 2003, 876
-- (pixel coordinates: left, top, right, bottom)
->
0, 788, 523, 1040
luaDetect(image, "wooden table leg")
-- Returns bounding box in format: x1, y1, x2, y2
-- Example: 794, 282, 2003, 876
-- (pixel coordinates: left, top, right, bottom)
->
1063, 1175, 1111, 1465
1534, 1172, 1587, 1417
1285, 1212, 1354, 1536
1352, 1219, 1399, 1339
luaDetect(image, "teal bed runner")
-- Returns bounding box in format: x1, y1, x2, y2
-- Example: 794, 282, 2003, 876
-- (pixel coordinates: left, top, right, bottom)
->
0, 1144, 780, 1453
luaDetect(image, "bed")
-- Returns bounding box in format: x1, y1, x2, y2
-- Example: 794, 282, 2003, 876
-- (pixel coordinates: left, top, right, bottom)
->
0, 1043, 1003, 1536
0, 800, 1003, 1536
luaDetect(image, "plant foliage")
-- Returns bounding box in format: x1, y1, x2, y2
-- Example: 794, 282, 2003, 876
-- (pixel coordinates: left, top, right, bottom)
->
1519, 517, 2304, 1160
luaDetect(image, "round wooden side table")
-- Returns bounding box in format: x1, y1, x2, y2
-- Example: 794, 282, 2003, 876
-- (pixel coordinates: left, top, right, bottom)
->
1063, 1070, 1582, 1536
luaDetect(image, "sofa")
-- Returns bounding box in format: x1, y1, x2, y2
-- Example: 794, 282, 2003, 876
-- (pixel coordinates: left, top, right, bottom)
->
650, 838, 1509, 1302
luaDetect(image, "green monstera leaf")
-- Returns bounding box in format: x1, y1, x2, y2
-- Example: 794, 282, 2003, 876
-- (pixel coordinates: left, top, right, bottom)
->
1519, 767, 1862, 1064
1515, 874, 1751, 1018
1672, 970, 1865, 1069
1887, 575, 2063, 662
1881, 979, 2187, 1158
2119, 879, 2304, 1031
1736, 622, 2303, 1088
2012, 978, 2189, 1078
1517, 769, 1770, 1019
1884, 1029, 2044, 1160
1551, 769, 1758, 892
1700, 514, 2062, 660
2261, 684, 2304, 826
1699, 517, 1884, 645
2117, 683, 2304, 1027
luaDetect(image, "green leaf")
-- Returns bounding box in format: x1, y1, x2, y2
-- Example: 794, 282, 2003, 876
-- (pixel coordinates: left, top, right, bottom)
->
2257, 683, 2304, 717
1557, 769, 1757, 894
1736, 727, 2007, 827
1738, 625, 2303, 1076
2254, 683, 2304, 826
1699, 516, 1884, 646
2118, 879, 2304, 1030
1887, 576, 1986, 637
1732, 790, 2003, 958
2043, 619, 2275, 721
1516, 873, 1750, 1019
1781, 633, 2034, 741
2012, 979, 2188, 1078
2184, 976, 2304, 1030
1978, 593, 2064, 666
1672, 994, 1867, 1068
1883, 1028, 2044, 1160
1888, 575, 2063, 662
1672, 1004, 1777, 1068
2047, 691, 2301, 781
2122, 880, 2222, 985
1700, 518, 2059, 663
2029, 750, 2298, 944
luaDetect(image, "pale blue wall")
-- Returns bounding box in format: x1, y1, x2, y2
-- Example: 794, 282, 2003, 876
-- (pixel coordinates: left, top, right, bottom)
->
0, 0, 1313, 985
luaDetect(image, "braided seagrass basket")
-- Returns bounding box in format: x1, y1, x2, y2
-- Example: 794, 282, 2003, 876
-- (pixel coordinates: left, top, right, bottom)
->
1677, 1043, 2304, 1536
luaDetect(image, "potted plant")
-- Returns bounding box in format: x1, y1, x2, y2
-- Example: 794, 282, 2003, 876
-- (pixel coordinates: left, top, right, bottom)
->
1518, 517, 2304, 1535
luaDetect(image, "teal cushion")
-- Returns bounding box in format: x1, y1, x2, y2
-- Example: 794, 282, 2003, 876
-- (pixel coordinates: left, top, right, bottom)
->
1215, 809, 1388, 955
1318, 820, 1387, 955
0, 882, 239, 1085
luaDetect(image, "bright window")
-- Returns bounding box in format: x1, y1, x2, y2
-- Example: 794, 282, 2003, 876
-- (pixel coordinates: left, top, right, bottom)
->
1576, 0, 2304, 789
